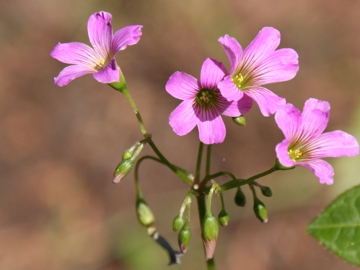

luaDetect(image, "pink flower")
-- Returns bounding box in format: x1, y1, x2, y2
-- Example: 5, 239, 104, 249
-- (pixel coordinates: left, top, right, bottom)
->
275, 98, 359, 184
51, 11, 142, 86
218, 27, 299, 116
166, 58, 252, 144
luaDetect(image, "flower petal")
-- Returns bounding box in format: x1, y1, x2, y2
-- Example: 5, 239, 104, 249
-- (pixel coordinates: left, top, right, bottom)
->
200, 58, 226, 89
300, 159, 334, 185
198, 115, 226, 144
310, 130, 359, 158
218, 76, 244, 101
218, 35, 243, 74
166, 72, 199, 100
112, 25, 143, 54
243, 27, 281, 66
221, 94, 253, 116
54, 65, 94, 87
275, 102, 302, 140
87, 11, 113, 60
92, 59, 120, 83
169, 100, 198, 136
245, 87, 286, 116
301, 98, 330, 138
50, 42, 99, 67
251, 48, 299, 85
275, 139, 297, 167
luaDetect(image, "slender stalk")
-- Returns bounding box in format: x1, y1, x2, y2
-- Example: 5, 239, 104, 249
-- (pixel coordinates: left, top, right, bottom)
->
108, 76, 148, 138
194, 142, 204, 186
220, 165, 278, 191
205, 145, 212, 177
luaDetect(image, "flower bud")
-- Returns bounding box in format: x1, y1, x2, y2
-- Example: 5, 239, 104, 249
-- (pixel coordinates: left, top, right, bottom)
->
113, 142, 144, 183
202, 212, 219, 260
232, 115, 246, 126
234, 187, 246, 207
136, 198, 155, 227
259, 185, 272, 197
178, 225, 191, 254
253, 198, 268, 223
172, 214, 185, 232
218, 209, 230, 227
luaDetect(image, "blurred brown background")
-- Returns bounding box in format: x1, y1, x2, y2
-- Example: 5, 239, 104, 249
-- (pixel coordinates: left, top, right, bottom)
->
1, 0, 360, 269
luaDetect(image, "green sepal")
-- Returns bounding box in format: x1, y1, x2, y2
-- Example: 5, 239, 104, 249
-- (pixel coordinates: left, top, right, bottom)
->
178, 224, 191, 254
234, 187, 246, 207
172, 214, 185, 232
259, 185, 272, 197
253, 198, 268, 223
218, 209, 230, 227
136, 198, 155, 227
232, 115, 246, 126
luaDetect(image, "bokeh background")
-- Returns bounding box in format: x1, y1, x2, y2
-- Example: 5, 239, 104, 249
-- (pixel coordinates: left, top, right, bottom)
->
1, 0, 360, 269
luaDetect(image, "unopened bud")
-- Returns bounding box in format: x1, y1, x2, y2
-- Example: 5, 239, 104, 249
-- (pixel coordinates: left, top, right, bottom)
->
178, 225, 191, 254
253, 198, 268, 223
172, 214, 184, 232
136, 198, 155, 227
218, 210, 230, 227
234, 187, 246, 207
202, 213, 219, 260
113, 142, 144, 183
232, 115, 246, 126
259, 185, 272, 197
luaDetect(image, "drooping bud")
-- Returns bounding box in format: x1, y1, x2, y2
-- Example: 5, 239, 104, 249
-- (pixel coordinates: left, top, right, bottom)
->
253, 198, 268, 223
218, 209, 230, 227
172, 214, 185, 232
178, 224, 191, 254
136, 198, 155, 227
259, 185, 272, 197
232, 115, 246, 126
202, 212, 219, 260
113, 141, 144, 183
234, 187, 246, 207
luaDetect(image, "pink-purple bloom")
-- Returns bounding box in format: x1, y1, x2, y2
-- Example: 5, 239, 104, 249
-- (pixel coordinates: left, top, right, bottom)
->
275, 98, 359, 184
166, 58, 252, 144
218, 27, 299, 116
51, 11, 142, 86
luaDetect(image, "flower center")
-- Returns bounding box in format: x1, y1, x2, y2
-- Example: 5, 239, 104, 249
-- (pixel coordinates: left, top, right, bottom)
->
196, 89, 217, 109
232, 72, 247, 89
288, 148, 303, 162
94, 60, 106, 71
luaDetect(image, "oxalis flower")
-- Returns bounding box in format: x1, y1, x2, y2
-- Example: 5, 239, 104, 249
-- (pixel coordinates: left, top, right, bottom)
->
166, 58, 252, 144
218, 27, 299, 116
51, 11, 142, 86
275, 98, 359, 184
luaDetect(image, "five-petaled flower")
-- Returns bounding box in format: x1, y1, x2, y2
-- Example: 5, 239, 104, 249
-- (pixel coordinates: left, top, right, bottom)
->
275, 98, 359, 184
166, 58, 252, 144
218, 27, 299, 116
51, 11, 142, 86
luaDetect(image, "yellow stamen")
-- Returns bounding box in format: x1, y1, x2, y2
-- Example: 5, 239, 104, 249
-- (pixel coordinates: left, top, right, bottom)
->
288, 149, 302, 161
233, 73, 244, 88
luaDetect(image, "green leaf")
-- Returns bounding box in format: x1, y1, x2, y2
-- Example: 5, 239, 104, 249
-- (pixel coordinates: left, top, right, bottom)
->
307, 185, 360, 266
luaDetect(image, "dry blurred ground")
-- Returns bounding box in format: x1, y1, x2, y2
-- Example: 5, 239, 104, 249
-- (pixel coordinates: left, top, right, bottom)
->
1, 0, 360, 269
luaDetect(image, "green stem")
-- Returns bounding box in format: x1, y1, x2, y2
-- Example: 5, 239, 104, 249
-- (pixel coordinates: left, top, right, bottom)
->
108, 75, 148, 138
220, 165, 278, 191
205, 145, 212, 177
148, 139, 193, 186
194, 142, 204, 186
109, 76, 193, 186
